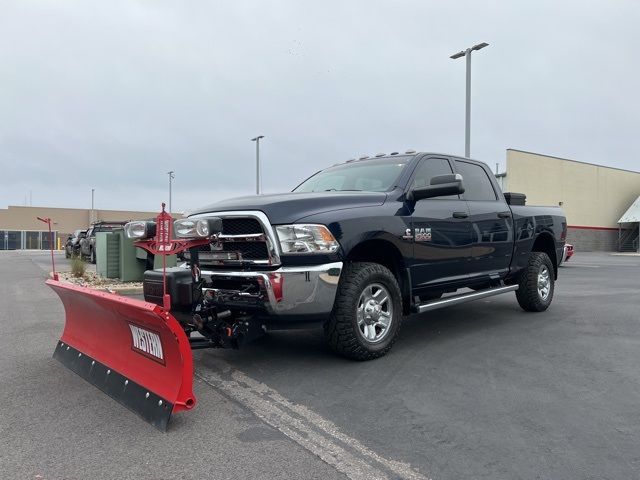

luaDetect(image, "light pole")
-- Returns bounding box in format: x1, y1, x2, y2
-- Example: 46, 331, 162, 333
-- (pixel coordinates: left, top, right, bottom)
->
450, 42, 489, 158
91, 188, 95, 210
251, 135, 264, 195
167, 171, 175, 213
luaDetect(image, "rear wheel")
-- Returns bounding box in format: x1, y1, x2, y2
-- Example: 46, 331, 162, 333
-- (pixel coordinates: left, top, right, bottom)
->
324, 262, 403, 360
90, 248, 96, 264
516, 251, 555, 312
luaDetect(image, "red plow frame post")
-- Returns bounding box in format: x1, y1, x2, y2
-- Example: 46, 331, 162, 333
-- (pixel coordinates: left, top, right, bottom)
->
47, 205, 208, 430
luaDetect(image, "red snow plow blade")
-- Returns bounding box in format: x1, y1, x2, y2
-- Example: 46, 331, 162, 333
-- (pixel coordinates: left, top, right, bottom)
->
47, 279, 195, 430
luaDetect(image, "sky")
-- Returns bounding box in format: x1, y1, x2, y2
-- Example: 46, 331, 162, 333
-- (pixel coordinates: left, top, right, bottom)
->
1, 0, 639, 213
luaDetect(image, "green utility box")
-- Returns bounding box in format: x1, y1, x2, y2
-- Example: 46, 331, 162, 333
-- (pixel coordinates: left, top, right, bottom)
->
135, 247, 177, 271
106, 233, 121, 278
96, 230, 176, 281
120, 234, 146, 281
96, 231, 121, 279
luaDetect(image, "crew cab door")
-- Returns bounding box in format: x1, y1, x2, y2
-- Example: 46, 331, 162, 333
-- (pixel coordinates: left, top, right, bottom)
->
453, 159, 513, 281
408, 156, 472, 289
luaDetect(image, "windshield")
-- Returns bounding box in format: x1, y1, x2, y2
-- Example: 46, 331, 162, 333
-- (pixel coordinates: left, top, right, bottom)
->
294, 156, 411, 193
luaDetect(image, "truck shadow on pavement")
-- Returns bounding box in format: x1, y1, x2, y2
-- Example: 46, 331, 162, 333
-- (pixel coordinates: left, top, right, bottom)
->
200, 297, 538, 369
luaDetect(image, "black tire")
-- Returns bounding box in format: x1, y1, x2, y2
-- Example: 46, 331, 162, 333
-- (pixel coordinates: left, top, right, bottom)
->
65, 249, 70, 259
324, 262, 403, 360
516, 252, 555, 312
90, 248, 96, 264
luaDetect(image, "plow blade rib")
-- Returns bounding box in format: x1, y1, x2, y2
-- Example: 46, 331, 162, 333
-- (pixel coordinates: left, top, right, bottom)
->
47, 279, 196, 431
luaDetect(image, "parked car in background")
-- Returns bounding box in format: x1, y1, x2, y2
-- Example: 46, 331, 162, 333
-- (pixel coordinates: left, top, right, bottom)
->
560, 243, 574, 265
79, 221, 128, 264
64, 229, 86, 258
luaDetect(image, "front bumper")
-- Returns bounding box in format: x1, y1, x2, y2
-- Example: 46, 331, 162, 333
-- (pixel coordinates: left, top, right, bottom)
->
200, 261, 343, 323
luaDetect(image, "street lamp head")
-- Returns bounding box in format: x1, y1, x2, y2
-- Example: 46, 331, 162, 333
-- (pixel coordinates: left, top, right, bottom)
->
450, 42, 489, 59
251, 135, 265, 142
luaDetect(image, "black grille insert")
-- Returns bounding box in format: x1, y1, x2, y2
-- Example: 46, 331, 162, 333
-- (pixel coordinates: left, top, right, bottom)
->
222, 218, 263, 235
222, 242, 268, 259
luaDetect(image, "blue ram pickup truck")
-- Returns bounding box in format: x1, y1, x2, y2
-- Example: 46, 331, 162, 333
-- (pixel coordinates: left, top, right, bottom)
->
138, 152, 566, 360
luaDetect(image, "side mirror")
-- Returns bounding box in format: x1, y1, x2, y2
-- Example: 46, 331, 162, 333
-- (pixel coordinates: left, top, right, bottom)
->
409, 174, 465, 202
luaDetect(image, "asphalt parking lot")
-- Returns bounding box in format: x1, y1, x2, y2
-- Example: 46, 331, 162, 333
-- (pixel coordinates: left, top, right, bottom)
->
1, 250, 639, 480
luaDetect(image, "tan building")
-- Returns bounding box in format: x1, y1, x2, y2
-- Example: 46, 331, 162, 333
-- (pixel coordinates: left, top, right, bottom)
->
497, 149, 640, 251
0, 206, 166, 250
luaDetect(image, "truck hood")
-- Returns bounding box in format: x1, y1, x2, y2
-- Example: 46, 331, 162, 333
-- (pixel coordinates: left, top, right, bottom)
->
189, 191, 387, 224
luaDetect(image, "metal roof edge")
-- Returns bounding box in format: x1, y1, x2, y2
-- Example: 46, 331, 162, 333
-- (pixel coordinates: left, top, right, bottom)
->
507, 148, 640, 176
618, 195, 640, 223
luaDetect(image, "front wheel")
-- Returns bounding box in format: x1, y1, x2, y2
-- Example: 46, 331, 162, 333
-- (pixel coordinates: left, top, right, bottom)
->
516, 252, 555, 312
324, 262, 403, 360
90, 248, 96, 264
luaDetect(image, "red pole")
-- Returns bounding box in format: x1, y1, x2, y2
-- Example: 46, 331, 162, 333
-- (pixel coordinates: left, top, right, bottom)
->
159, 203, 171, 311
163, 238, 168, 310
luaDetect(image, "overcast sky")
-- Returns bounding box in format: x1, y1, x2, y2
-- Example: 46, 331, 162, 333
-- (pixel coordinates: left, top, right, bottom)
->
1, 1, 639, 213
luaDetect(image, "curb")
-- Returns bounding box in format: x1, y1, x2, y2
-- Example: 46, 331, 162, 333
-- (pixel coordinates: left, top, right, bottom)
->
48, 271, 144, 295
97, 287, 144, 295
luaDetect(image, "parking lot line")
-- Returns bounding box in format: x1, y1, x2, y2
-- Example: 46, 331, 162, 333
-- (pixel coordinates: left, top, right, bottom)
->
196, 360, 429, 480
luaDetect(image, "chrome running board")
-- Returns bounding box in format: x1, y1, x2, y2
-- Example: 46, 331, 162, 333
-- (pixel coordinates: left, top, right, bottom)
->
414, 284, 518, 314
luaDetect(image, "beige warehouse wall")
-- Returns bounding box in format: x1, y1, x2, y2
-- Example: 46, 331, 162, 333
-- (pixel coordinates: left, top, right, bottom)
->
505, 150, 640, 228
0, 206, 169, 234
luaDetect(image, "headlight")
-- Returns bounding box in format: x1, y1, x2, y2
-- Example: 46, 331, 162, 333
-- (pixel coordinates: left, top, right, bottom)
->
124, 221, 156, 239
275, 224, 339, 254
174, 217, 222, 238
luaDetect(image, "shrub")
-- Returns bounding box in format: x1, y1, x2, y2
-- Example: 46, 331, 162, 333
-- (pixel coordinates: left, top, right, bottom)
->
70, 256, 86, 278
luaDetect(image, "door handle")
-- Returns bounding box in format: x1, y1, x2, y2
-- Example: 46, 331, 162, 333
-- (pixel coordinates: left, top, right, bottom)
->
497, 211, 511, 219
452, 211, 469, 219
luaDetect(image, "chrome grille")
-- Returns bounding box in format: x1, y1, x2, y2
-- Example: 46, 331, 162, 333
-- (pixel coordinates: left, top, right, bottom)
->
183, 213, 278, 266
